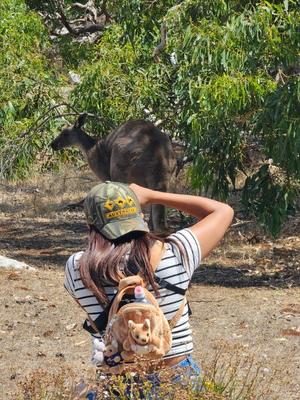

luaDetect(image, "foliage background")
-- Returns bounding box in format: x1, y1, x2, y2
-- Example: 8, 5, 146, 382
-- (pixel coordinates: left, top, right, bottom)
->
0, 0, 299, 236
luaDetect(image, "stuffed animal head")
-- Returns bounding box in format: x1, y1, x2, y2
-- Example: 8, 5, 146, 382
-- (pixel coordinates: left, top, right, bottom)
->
104, 343, 118, 357
104, 342, 122, 367
128, 319, 151, 345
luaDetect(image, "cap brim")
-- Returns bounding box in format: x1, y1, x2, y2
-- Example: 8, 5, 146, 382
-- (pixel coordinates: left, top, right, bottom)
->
100, 216, 149, 240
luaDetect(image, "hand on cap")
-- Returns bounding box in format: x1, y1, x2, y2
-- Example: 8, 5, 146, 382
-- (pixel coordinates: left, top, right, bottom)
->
129, 183, 153, 207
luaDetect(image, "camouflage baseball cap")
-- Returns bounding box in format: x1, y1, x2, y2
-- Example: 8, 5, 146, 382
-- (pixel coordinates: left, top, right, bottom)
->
83, 181, 149, 240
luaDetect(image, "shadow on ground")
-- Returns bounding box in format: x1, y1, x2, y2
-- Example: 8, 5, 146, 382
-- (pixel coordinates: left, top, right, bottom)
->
0, 205, 299, 288
0, 217, 87, 268
193, 261, 300, 288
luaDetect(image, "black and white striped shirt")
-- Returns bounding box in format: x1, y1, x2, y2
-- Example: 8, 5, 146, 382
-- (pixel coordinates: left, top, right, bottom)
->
64, 228, 201, 359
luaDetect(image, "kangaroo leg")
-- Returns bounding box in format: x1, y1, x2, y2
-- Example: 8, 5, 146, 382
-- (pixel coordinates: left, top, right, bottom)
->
148, 178, 169, 233
151, 204, 167, 234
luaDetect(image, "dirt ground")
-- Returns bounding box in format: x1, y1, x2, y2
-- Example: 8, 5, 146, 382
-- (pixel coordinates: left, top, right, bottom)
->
0, 169, 299, 400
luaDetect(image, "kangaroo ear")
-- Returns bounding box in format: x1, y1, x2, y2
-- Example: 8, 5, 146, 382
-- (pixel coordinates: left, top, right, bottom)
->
143, 319, 150, 329
75, 113, 88, 128
128, 320, 135, 329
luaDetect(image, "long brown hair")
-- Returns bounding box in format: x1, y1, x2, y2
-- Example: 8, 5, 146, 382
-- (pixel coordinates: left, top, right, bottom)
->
79, 226, 166, 305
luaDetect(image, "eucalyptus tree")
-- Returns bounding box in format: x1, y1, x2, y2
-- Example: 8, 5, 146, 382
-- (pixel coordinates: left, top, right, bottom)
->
1, 0, 299, 236
0, 0, 63, 178
73, 0, 299, 236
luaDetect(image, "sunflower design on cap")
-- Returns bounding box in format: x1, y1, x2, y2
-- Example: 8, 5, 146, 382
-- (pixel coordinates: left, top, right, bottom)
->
104, 199, 114, 211
126, 196, 135, 206
114, 196, 126, 208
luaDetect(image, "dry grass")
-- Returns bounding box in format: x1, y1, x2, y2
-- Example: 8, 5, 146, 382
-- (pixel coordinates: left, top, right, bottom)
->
201, 343, 281, 400
0, 166, 99, 218
1, 167, 299, 399
14, 345, 280, 400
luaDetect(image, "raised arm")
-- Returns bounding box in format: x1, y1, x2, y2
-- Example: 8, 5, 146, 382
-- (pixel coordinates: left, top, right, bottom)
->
129, 183, 234, 259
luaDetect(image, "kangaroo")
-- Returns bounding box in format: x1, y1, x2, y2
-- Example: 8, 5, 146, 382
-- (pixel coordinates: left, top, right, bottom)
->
50, 113, 176, 232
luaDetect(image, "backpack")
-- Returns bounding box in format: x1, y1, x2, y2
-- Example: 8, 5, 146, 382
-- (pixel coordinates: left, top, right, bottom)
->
83, 242, 187, 370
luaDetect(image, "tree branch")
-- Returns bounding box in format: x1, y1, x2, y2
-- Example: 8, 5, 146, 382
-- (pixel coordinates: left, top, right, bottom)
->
70, 0, 98, 22
20, 107, 104, 138
153, 21, 167, 61
20, 103, 79, 138
75, 22, 105, 35
56, 1, 76, 34
54, 0, 105, 36
71, 2, 88, 10
175, 155, 194, 176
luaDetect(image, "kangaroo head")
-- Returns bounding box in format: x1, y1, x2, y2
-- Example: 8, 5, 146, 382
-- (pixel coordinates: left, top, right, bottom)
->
128, 319, 151, 345
50, 113, 88, 150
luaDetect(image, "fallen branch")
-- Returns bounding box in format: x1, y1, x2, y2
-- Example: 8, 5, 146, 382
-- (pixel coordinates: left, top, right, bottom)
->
231, 220, 252, 228
189, 298, 227, 303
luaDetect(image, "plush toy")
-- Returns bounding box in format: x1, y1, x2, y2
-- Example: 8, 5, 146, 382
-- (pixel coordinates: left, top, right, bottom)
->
91, 339, 106, 366
121, 318, 164, 361
131, 342, 155, 355
127, 319, 155, 355
107, 276, 175, 363
104, 339, 122, 367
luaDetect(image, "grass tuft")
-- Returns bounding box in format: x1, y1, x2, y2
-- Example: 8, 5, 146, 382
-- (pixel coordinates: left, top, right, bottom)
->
15, 348, 279, 400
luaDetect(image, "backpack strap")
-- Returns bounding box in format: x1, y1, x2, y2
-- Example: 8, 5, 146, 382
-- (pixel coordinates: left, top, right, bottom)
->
149, 241, 187, 329
128, 263, 186, 296
127, 241, 186, 296
168, 299, 186, 329
154, 275, 186, 296
107, 276, 143, 322
150, 241, 189, 328
75, 299, 105, 334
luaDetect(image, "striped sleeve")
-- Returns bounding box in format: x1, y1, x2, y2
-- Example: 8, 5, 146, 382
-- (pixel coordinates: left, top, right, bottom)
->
64, 253, 79, 298
169, 228, 201, 278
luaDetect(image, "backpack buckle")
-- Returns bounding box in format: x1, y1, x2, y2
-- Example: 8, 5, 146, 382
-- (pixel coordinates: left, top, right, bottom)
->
155, 276, 168, 288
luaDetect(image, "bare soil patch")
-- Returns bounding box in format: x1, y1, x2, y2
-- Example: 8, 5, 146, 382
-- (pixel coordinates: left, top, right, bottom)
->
0, 168, 299, 399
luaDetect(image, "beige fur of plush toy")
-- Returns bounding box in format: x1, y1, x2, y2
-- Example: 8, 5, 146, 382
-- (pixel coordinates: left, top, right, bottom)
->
123, 319, 155, 354
104, 339, 121, 366
106, 275, 174, 363
120, 316, 167, 361
104, 342, 118, 358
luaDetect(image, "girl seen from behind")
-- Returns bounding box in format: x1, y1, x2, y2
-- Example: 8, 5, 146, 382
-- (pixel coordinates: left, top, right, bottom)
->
64, 181, 234, 397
